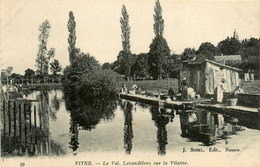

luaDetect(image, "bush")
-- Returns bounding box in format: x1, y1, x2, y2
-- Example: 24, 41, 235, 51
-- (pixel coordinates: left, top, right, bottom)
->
78, 69, 122, 100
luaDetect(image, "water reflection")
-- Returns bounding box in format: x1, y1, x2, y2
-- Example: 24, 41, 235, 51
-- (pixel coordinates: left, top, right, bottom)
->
2, 90, 252, 157
120, 101, 134, 154
64, 93, 117, 154
178, 109, 245, 146
150, 107, 175, 155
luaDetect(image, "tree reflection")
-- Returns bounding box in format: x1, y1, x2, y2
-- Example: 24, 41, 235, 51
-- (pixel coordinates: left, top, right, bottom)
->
122, 101, 134, 154
64, 92, 117, 153
150, 107, 172, 155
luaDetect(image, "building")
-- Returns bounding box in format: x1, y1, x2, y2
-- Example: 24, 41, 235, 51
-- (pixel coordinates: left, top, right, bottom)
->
214, 55, 242, 64
179, 59, 243, 96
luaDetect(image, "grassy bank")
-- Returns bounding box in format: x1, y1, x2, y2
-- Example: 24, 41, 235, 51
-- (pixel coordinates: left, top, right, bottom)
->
118, 78, 179, 94
241, 80, 260, 94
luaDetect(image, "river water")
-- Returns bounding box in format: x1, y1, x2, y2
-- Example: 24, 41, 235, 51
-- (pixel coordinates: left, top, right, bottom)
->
22, 89, 260, 156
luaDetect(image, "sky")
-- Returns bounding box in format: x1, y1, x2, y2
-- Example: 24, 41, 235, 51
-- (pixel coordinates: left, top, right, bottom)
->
0, 0, 260, 74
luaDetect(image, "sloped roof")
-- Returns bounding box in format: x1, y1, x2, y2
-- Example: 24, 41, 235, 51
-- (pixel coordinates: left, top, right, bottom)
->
214, 55, 242, 62
183, 59, 243, 72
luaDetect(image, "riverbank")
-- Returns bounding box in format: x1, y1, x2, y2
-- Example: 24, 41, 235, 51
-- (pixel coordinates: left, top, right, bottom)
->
25, 83, 62, 90
118, 78, 179, 94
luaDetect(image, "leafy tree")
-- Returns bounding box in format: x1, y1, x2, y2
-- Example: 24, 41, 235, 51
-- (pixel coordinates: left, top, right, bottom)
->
24, 68, 35, 79
120, 5, 132, 80
36, 20, 55, 76
68, 11, 77, 64
181, 48, 196, 61
50, 59, 62, 77
114, 51, 135, 78
197, 42, 218, 55
102, 63, 111, 70
165, 54, 181, 78
217, 37, 241, 55
148, 36, 170, 80
148, 0, 170, 80
62, 52, 100, 90
131, 53, 149, 78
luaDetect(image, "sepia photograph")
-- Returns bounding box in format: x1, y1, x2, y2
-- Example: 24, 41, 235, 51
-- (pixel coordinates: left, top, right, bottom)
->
0, 0, 260, 166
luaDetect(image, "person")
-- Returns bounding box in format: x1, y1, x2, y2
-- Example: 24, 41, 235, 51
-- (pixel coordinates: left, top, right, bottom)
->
213, 78, 226, 103
121, 84, 127, 94
168, 87, 174, 100
180, 78, 188, 100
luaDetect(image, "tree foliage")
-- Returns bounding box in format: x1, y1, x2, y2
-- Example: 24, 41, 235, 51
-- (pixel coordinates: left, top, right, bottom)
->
120, 5, 132, 80
24, 68, 35, 79
181, 48, 196, 61
148, 36, 171, 80
50, 59, 62, 76
153, 0, 164, 37
148, 0, 170, 80
217, 37, 241, 55
36, 20, 55, 76
131, 53, 149, 78
197, 42, 218, 55
68, 11, 77, 64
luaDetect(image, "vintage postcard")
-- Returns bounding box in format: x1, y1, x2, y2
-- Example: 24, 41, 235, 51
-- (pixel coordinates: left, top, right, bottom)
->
1, 0, 260, 167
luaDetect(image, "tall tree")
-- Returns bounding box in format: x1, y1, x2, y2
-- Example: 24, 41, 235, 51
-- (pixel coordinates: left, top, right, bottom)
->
120, 5, 131, 80
36, 20, 55, 76
68, 11, 77, 64
153, 0, 164, 37
148, 0, 170, 80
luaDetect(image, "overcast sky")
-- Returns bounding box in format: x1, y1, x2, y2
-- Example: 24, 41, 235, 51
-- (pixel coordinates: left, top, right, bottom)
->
1, 0, 260, 74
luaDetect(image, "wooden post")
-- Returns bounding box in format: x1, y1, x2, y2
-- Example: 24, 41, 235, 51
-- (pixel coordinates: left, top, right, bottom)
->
34, 105, 37, 154
13, 101, 17, 152
39, 103, 42, 130
3, 101, 6, 139
39, 103, 43, 154
8, 101, 11, 148
19, 103, 22, 155
24, 102, 27, 154
29, 103, 32, 152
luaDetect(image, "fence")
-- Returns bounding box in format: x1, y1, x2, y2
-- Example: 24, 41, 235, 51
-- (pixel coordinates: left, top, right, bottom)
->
1, 99, 50, 155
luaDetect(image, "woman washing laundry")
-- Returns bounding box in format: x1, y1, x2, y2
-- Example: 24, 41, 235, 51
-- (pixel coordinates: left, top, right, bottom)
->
213, 78, 227, 103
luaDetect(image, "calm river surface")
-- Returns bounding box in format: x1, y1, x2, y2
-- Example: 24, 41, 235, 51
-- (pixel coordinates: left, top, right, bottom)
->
23, 89, 260, 156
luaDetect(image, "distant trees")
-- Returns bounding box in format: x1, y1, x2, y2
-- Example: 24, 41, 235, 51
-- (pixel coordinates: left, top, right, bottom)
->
181, 48, 196, 61
50, 59, 62, 77
217, 37, 241, 55
197, 42, 218, 55
35, 20, 55, 76
102, 63, 111, 70
24, 68, 35, 79
131, 53, 149, 78
148, 0, 171, 80
68, 11, 77, 64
